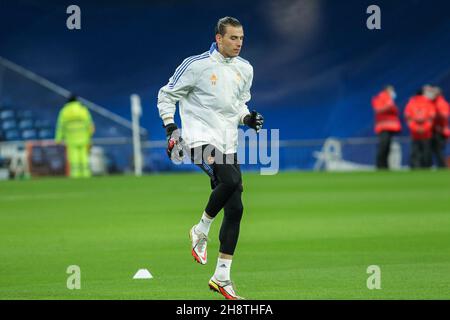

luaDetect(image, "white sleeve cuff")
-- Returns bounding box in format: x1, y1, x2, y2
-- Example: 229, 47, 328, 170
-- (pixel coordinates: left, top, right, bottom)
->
239, 112, 250, 125
162, 116, 175, 126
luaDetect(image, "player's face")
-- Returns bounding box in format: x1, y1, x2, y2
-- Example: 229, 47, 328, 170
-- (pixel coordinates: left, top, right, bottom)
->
216, 25, 244, 58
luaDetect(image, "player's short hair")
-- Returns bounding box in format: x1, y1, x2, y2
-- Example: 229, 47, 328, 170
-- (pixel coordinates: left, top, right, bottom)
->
215, 16, 242, 36
67, 94, 78, 102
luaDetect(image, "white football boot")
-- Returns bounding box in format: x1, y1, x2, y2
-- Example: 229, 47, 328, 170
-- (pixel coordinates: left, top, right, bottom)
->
208, 276, 245, 300
189, 225, 208, 265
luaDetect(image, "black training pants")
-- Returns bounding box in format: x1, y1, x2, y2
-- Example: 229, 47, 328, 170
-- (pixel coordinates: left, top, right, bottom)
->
431, 132, 447, 168
190, 145, 243, 255
376, 131, 393, 169
410, 139, 432, 169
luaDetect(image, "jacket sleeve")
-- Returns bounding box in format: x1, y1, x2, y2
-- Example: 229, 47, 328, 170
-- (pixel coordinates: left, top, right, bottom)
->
238, 65, 253, 125
86, 108, 95, 136
437, 96, 450, 118
55, 110, 64, 142
404, 100, 415, 129
372, 92, 396, 114
157, 59, 198, 124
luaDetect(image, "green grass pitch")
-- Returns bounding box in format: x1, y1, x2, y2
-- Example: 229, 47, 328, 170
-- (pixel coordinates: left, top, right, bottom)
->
1, 170, 449, 299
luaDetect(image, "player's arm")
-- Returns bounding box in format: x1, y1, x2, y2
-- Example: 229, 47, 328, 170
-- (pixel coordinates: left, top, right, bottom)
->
237, 66, 264, 132
86, 109, 95, 137
237, 66, 253, 126
375, 102, 397, 114
157, 60, 197, 158
372, 93, 397, 114
157, 59, 197, 126
404, 102, 413, 127
404, 100, 422, 132
55, 110, 64, 143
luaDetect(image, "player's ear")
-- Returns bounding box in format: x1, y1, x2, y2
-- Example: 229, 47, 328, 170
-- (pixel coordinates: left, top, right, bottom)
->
215, 34, 222, 45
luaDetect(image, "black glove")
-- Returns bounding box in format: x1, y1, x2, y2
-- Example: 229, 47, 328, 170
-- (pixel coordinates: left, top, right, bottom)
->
163, 123, 184, 160
164, 123, 178, 138
243, 110, 264, 132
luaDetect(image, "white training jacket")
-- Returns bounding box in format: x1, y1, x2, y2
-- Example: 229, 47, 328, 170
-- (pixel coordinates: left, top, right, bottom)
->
157, 42, 253, 154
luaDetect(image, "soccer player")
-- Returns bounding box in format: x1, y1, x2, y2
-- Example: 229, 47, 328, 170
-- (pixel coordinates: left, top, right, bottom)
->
55, 95, 95, 178
157, 17, 263, 300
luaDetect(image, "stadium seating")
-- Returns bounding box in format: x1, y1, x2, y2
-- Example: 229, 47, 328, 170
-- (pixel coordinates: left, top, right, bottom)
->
0, 109, 15, 121
1, 119, 17, 131
37, 129, 53, 139
16, 110, 33, 119
21, 129, 38, 140
0, 108, 54, 142
4, 129, 20, 141
34, 119, 52, 129
18, 119, 34, 130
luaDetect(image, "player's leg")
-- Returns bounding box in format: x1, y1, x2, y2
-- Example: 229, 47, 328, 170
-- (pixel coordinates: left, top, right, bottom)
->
189, 147, 242, 265
423, 139, 432, 168
208, 191, 244, 299
384, 131, 393, 168
436, 134, 447, 168
218, 162, 243, 259
67, 144, 81, 178
430, 133, 438, 166
376, 131, 390, 169
189, 145, 219, 265
416, 140, 425, 168
410, 140, 421, 169
80, 144, 91, 178
204, 155, 242, 218
209, 161, 245, 300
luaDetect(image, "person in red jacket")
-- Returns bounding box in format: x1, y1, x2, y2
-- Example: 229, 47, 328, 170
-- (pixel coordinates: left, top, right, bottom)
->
431, 87, 449, 168
404, 85, 436, 169
371, 85, 402, 169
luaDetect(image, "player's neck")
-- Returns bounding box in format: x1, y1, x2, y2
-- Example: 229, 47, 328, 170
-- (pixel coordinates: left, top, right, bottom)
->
216, 48, 235, 63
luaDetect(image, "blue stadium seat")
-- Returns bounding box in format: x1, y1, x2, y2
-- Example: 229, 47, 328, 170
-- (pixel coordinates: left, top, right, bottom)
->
5, 130, 21, 141
38, 129, 53, 139
18, 119, 34, 130
16, 110, 34, 120
1, 120, 17, 131
21, 129, 38, 140
0, 110, 15, 120
35, 119, 52, 129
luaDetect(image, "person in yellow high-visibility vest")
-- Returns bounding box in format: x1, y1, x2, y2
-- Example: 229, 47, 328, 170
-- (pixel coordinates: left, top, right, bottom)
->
55, 95, 95, 178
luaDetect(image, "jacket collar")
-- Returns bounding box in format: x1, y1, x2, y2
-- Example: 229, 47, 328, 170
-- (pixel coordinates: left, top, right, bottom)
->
209, 42, 234, 64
